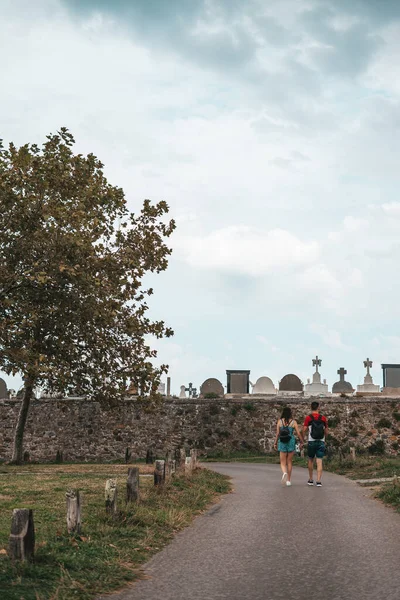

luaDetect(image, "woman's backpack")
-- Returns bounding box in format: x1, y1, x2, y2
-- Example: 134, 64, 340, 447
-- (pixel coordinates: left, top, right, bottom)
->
279, 420, 292, 443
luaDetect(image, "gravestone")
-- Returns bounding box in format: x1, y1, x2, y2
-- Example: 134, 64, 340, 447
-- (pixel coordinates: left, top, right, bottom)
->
357, 358, 380, 393
304, 356, 329, 395
279, 374, 303, 392
226, 370, 250, 394
200, 378, 224, 397
157, 382, 166, 395
0, 378, 8, 399
332, 367, 354, 394
252, 377, 276, 394
179, 385, 187, 399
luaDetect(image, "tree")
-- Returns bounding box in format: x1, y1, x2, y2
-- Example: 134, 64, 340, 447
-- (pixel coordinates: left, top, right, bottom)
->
0, 128, 175, 464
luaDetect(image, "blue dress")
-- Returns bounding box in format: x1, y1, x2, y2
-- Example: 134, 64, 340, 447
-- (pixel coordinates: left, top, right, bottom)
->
277, 420, 296, 453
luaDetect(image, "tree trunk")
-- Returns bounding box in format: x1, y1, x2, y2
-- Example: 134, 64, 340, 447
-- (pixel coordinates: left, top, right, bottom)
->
11, 374, 35, 465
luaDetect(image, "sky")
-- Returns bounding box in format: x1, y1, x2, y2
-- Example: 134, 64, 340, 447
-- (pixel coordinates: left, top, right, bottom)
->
1, 0, 400, 394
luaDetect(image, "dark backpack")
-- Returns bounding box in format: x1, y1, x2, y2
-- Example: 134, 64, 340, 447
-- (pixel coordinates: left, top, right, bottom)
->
309, 414, 325, 440
279, 420, 292, 443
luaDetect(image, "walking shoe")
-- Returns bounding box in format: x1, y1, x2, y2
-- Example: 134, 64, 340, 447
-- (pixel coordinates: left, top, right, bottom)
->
316, 481, 322, 487
307, 479, 314, 486
286, 481, 292, 487
281, 472, 288, 484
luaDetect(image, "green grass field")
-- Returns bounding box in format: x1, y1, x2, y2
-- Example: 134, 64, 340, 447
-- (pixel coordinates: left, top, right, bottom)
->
0, 464, 231, 600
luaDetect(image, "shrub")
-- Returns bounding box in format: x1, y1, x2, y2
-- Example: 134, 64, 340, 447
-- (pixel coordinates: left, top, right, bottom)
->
368, 439, 386, 455
329, 416, 341, 428
243, 403, 256, 412
376, 417, 392, 429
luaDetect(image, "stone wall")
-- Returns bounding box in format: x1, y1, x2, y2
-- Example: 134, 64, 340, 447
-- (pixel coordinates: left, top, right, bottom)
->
0, 395, 399, 462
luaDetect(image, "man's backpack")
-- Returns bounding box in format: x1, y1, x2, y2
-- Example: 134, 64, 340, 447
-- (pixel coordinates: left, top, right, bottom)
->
309, 414, 325, 440
279, 420, 292, 443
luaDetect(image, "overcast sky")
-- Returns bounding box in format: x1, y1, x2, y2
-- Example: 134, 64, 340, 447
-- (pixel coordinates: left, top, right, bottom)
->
2, 0, 400, 394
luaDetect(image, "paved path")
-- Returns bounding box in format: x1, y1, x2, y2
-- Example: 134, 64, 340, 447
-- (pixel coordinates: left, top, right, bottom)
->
99, 463, 400, 600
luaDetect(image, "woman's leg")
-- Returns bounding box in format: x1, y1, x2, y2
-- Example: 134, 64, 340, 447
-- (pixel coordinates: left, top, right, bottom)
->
279, 451, 288, 475
287, 451, 294, 481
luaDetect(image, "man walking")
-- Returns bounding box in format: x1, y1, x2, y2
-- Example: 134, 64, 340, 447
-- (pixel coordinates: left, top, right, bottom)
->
303, 401, 328, 487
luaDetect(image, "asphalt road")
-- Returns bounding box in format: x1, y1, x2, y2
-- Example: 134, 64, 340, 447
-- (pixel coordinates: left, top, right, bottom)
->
99, 463, 400, 600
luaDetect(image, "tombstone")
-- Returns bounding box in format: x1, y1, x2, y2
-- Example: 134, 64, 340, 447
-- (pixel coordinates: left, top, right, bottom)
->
332, 368, 354, 394
381, 363, 400, 393
0, 378, 7, 399
304, 356, 329, 396
226, 370, 250, 394
157, 382, 166, 395
179, 385, 187, 399
357, 358, 380, 394
251, 377, 276, 394
279, 374, 303, 392
200, 378, 224, 397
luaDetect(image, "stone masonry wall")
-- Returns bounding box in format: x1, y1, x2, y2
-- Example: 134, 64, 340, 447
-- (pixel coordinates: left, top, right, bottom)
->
0, 396, 399, 462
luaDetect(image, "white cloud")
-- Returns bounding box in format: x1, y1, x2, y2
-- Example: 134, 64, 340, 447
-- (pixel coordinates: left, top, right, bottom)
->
173, 226, 319, 276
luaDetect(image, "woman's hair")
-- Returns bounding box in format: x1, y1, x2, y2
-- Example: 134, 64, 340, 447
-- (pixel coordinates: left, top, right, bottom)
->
281, 406, 292, 423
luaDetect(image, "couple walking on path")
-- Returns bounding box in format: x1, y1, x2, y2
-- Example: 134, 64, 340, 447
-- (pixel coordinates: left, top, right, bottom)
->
273, 401, 328, 487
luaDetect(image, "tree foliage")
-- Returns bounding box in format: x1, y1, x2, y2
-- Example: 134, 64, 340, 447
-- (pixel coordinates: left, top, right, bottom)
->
0, 128, 175, 462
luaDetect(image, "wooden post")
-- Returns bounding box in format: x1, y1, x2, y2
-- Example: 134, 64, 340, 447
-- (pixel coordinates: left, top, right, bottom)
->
105, 479, 118, 515
66, 490, 81, 534
125, 447, 132, 464
146, 448, 155, 464
154, 460, 165, 486
350, 447, 356, 461
55, 450, 63, 464
9, 509, 35, 562
170, 459, 176, 476
126, 468, 140, 503
185, 456, 192, 475
165, 451, 172, 480
178, 448, 186, 471
190, 449, 198, 470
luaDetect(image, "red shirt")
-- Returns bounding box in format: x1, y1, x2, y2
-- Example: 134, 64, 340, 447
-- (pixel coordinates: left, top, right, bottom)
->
304, 412, 328, 441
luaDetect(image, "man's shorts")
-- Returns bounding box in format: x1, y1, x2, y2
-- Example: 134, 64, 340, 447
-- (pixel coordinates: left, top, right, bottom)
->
307, 440, 325, 459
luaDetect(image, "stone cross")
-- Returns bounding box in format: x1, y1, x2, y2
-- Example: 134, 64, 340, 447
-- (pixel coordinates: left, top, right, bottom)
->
312, 356, 322, 372
363, 358, 372, 376
185, 382, 197, 398
337, 367, 347, 381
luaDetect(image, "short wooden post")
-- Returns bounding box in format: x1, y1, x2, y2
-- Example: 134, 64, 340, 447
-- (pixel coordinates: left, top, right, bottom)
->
125, 447, 132, 464
66, 490, 81, 534
185, 456, 192, 475
190, 449, 198, 470
146, 448, 155, 464
55, 450, 63, 464
170, 459, 176, 476
126, 468, 140, 503
154, 460, 165, 486
165, 451, 172, 480
350, 447, 356, 461
178, 448, 186, 471
105, 479, 118, 515
9, 509, 35, 562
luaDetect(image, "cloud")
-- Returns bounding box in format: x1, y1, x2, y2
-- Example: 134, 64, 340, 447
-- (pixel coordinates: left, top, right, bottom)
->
310, 324, 352, 350
173, 226, 319, 276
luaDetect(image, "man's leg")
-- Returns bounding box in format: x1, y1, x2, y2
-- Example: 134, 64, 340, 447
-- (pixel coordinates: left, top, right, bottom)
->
308, 457, 314, 480
316, 458, 323, 482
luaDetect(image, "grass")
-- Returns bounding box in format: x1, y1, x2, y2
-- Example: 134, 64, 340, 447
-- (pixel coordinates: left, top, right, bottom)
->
376, 479, 400, 512
322, 455, 400, 480
0, 464, 231, 600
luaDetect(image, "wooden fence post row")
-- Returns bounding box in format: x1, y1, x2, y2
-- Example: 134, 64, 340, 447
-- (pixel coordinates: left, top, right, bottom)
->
9, 509, 35, 562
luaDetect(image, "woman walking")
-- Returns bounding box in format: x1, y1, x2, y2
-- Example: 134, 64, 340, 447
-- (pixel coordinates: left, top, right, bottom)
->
273, 407, 303, 486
